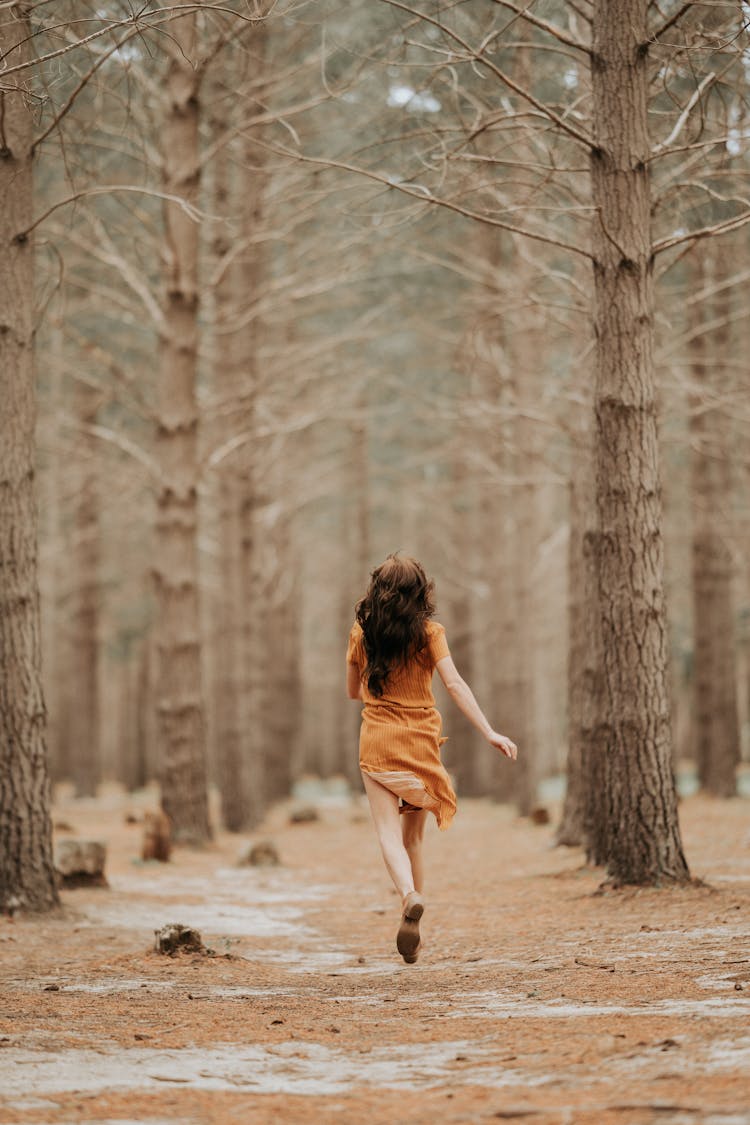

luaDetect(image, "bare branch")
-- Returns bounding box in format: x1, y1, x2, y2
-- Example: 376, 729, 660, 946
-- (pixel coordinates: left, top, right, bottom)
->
378, 0, 595, 150
32, 26, 143, 152
489, 0, 591, 54
258, 140, 593, 260
14, 184, 215, 241
61, 420, 161, 481
654, 209, 750, 255
648, 2, 693, 43
650, 71, 716, 156
0, 5, 264, 78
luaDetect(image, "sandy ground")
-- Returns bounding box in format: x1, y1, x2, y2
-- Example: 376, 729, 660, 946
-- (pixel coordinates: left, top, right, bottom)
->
1, 783, 749, 1125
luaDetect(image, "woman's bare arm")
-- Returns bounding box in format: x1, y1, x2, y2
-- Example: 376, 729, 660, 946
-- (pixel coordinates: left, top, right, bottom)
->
435, 655, 517, 760
346, 660, 363, 700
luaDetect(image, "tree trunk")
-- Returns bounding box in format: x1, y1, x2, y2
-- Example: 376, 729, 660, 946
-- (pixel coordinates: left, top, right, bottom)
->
580, 445, 609, 864
510, 242, 541, 817
40, 312, 69, 784
0, 3, 59, 912
69, 376, 101, 797
263, 503, 298, 803
588, 0, 689, 883
216, 473, 249, 828
444, 454, 482, 796
336, 417, 370, 786
557, 318, 596, 848
556, 471, 588, 847
155, 2, 211, 844
136, 632, 156, 788
240, 490, 269, 827
207, 84, 252, 831
689, 247, 740, 796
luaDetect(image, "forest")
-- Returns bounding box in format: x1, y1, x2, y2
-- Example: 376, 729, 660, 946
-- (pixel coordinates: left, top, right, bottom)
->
1, 2, 749, 1122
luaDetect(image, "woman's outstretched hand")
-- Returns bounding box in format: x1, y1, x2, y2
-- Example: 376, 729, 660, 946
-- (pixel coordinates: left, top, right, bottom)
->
487, 731, 518, 760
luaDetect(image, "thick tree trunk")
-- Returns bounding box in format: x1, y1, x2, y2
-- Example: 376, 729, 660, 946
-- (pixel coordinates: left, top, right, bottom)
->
588, 0, 689, 883
155, 2, 211, 844
689, 248, 740, 796
0, 3, 59, 912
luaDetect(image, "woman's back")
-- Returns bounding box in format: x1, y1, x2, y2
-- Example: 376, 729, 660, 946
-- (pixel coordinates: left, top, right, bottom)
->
347, 619, 449, 709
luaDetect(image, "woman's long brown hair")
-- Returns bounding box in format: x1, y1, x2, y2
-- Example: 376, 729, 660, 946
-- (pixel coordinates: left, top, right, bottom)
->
355, 554, 436, 698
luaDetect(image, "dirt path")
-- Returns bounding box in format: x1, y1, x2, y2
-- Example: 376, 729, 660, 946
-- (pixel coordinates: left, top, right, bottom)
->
1, 786, 749, 1125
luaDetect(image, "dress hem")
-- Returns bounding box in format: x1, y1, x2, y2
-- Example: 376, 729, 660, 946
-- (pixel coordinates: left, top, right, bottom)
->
360, 765, 456, 830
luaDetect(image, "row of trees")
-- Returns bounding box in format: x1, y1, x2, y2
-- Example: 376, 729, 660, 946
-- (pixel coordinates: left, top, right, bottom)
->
2, 1, 749, 910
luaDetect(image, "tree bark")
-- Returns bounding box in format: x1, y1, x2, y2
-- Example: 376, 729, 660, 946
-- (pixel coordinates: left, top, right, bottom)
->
444, 455, 482, 797
240, 489, 269, 827
216, 473, 249, 828
263, 506, 298, 804
69, 375, 101, 797
688, 247, 740, 796
155, 2, 211, 844
558, 312, 595, 848
588, 0, 689, 883
556, 471, 588, 847
0, 2, 59, 912
207, 82, 252, 831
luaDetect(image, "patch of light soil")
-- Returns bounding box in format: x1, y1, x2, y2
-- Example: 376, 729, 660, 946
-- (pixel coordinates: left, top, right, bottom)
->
422, 991, 750, 1020
4, 1032, 750, 1107
84, 868, 332, 941
0, 1039, 546, 1100
32, 979, 297, 999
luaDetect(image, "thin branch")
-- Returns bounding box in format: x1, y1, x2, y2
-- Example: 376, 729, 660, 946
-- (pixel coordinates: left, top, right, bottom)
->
647, 2, 692, 44
62, 420, 161, 481
14, 185, 215, 242
489, 0, 591, 54
378, 0, 594, 150
654, 209, 750, 254
0, 5, 263, 78
258, 139, 592, 260
650, 71, 716, 156
32, 26, 143, 152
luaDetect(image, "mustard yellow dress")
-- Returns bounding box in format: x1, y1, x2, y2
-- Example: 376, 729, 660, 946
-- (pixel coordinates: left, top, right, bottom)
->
346, 620, 457, 830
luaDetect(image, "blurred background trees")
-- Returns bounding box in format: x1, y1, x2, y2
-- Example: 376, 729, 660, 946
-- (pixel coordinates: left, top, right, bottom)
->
3, 0, 750, 899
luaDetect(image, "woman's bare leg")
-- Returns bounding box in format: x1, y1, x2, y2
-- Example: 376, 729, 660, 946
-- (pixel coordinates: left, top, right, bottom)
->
361, 772, 415, 900
401, 809, 428, 894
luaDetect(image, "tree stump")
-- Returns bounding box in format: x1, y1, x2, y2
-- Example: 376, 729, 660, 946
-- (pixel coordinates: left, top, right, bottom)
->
141, 810, 171, 862
54, 840, 108, 887
154, 923, 207, 956
289, 806, 319, 824
237, 840, 280, 867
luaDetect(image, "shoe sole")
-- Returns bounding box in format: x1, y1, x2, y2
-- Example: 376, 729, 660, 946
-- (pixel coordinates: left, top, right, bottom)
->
397, 894, 424, 963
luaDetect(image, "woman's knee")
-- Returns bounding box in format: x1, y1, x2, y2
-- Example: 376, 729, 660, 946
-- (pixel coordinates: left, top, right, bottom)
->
402, 814, 427, 849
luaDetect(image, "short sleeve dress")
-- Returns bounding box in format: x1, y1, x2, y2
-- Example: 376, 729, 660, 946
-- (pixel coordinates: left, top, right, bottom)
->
346, 620, 457, 830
